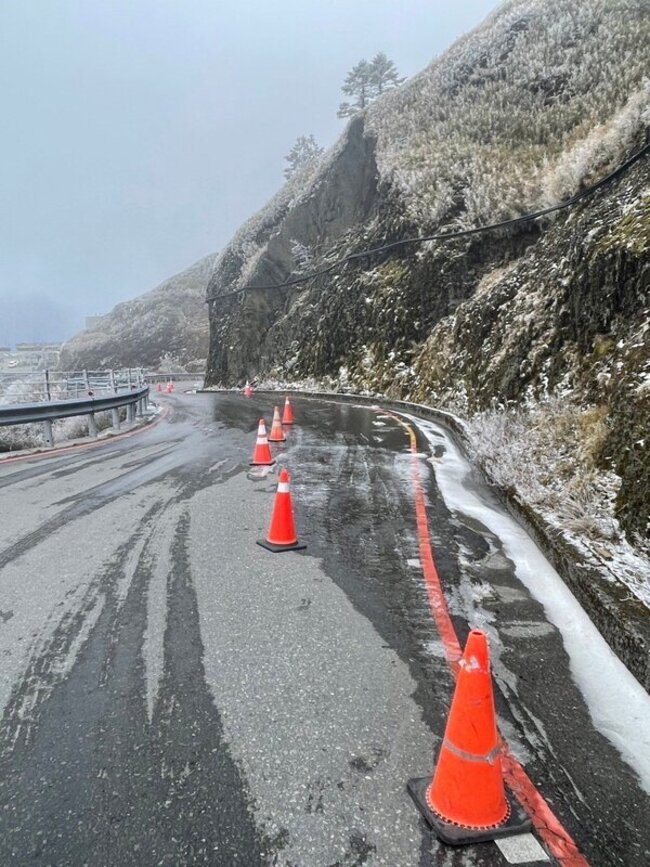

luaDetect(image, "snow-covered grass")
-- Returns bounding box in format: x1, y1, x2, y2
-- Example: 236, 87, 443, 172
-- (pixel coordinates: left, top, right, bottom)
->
0, 411, 126, 455
0, 424, 42, 453
367, 0, 650, 227
465, 397, 650, 606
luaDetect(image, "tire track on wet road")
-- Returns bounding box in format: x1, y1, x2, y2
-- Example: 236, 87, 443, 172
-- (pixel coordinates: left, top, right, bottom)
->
0, 504, 266, 866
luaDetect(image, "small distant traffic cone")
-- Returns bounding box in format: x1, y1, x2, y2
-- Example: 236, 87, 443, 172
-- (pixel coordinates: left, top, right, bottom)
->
243, 381, 253, 398
165, 382, 172, 394
408, 630, 530, 845
282, 395, 294, 425
250, 419, 275, 466
267, 406, 286, 442
257, 469, 306, 552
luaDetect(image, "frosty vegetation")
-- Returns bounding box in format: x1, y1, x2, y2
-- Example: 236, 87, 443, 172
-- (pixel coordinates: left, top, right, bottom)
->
366, 0, 650, 227
61, 253, 216, 371
0, 411, 119, 454
284, 135, 323, 180
337, 53, 404, 118
211, 0, 649, 299
465, 397, 650, 604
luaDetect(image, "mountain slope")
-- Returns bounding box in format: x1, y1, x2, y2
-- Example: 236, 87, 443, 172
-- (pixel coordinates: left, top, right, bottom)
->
60, 253, 216, 372
204, 0, 649, 553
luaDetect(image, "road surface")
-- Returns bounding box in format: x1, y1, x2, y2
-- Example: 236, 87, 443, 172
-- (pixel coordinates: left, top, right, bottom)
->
0, 391, 648, 867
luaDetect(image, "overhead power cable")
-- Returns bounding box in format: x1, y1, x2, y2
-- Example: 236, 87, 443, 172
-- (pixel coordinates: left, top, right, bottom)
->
206, 141, 649, 304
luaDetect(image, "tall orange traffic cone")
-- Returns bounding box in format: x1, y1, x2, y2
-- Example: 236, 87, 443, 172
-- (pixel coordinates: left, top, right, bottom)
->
267, 406, 286, 442
282, 395, 294, 425
250, 419, 275, 466
243, 381, 253, 398
166, 382, 172, 394
408, 631, 530, 845
257, 469, 306, 552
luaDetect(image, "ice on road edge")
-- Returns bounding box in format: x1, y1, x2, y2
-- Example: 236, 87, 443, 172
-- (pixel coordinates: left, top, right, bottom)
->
407, 414, 650, 796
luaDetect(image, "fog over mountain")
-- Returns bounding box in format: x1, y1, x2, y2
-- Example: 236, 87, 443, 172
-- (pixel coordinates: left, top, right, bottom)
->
0, 0, 498, 345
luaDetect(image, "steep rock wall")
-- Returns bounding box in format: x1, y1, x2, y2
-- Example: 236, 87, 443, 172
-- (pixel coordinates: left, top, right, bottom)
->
207, 117, 379, 382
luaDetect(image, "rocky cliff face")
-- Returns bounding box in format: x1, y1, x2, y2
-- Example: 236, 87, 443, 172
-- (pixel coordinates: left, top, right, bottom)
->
205, 0, 649, 546
206, 116, 380, 383
60, 254, 216, 372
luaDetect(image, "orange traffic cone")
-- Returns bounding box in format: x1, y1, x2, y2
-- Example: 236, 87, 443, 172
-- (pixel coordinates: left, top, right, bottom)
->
408, 630, 530, 845
282, 395, 294, 425
250, 419, 275, 466
243, 381, 253, 398
257, 469, 306, 552
165, 382, 172, 394
268, 406, 286, 442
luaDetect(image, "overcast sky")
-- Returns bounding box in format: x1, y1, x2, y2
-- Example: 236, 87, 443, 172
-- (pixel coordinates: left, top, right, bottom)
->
0, 0, 499, 346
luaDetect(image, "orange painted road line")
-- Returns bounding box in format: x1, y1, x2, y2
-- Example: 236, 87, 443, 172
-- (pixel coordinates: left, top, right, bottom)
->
382, 410, 590, 867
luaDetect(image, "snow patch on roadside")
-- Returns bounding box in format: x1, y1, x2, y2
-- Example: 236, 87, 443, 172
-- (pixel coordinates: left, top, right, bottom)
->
407, 414, 650, 795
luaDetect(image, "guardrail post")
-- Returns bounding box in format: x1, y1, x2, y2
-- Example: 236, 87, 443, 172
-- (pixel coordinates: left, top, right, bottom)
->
111, 408, 120, 430
88, 413, 98, 438
127, 402, 135, 423
44, 369, 51, 402
43, 419, 54, 447
109, 369, 117, 394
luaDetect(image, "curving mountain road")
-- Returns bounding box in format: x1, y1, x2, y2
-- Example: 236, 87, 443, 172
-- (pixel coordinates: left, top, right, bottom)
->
0, 391, 648, 867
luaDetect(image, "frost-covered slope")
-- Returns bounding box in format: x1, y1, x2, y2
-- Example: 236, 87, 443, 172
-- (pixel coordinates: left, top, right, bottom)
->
368, 0, 649, 226
205, 0, 649, 552
60, 254, 216, 371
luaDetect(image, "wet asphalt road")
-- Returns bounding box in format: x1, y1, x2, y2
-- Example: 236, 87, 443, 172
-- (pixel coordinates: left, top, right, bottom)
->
0, 391, 648, 867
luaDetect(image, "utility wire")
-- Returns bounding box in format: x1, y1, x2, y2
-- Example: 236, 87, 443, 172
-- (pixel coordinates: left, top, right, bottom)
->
206, 141, 649, 304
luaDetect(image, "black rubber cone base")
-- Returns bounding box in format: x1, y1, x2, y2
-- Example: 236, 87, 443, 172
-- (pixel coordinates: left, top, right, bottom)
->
249, 460, 275, 467
257, 539, 307, 553
407, 777, 531, 846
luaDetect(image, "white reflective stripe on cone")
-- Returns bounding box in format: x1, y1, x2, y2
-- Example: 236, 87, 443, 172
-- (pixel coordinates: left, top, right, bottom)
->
277, 482, 290, 493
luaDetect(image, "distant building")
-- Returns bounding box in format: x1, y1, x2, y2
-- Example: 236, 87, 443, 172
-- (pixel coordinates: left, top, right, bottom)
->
7, 342, 62, 371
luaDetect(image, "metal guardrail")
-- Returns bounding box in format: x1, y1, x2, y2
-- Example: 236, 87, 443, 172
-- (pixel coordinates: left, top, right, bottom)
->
0, 367, 147, 404
0, 386, 150, 448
